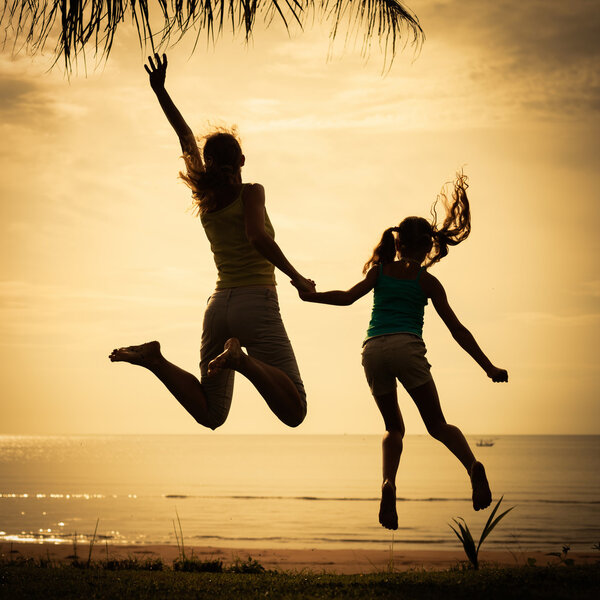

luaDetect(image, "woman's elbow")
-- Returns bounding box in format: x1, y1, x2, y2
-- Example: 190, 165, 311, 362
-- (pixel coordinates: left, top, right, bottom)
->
246, 231, 268, 247
246, 235, 263, 250
341, 294, 357, 306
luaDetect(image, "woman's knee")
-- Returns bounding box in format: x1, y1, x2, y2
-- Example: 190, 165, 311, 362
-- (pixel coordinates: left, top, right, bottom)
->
199, 413, 226, 430
285, 402, 307, 428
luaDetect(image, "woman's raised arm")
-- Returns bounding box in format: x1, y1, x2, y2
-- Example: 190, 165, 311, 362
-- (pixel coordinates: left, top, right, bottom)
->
144, 53, 202, 167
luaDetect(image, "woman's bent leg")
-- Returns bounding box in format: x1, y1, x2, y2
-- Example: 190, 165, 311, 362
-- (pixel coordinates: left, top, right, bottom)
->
373, 391, 405, 530
408, 379, 491, 510
208, 338, 305, 427
213, 289, 306, 428
109, 341, 220, 429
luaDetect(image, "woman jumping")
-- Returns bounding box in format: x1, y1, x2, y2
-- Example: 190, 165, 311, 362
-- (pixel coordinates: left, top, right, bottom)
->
294, 173, 508, 529
110, 54, 313, 430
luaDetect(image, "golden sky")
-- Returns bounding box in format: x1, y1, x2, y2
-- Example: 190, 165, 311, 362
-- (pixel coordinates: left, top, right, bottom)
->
0, 0, 598, 435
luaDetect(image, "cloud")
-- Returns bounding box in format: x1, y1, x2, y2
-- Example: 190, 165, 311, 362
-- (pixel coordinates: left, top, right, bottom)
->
506, 311, 600, 325
0, 76, 37, 110
0, 279, 204, 347
419, 0, 600, 121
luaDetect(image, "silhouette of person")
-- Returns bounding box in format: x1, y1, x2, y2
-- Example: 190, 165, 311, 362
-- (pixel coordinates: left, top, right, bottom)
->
294, 172, 508, 529
110, 54, 312, 429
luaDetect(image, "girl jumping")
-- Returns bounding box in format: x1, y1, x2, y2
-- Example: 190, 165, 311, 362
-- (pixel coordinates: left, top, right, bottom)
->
110, 54, 313, 430
295, 173, 508, 529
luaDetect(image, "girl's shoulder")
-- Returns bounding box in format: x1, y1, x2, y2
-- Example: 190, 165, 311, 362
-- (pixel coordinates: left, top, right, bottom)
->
418, 269, 444, 298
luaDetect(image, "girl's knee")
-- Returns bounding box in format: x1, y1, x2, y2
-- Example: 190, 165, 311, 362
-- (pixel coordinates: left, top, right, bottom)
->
384, 420, 405, 436
384, 428, 405, 441
426, 421, 448, 440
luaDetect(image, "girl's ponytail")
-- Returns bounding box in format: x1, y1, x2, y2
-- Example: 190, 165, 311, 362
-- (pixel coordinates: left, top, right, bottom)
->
363, 227, 397, 274
427, 171, 471, 266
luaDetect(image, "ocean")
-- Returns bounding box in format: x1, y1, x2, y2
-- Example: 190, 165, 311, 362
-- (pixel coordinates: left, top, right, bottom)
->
0, 435, 598, 552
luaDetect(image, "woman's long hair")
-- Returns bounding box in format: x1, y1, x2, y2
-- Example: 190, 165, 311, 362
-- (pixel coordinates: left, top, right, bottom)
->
180, 128, 243, 215
363, 171, 470, 273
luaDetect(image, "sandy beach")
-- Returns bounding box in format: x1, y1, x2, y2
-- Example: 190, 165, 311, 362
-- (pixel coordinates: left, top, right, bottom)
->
1, 543, 596, 574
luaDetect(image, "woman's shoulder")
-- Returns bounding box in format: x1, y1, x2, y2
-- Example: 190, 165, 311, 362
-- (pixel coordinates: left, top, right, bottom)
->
241, 182, 265, 204
243, 182, 264, 194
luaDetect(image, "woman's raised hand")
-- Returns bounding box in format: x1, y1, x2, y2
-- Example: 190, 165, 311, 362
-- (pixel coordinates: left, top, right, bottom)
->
144, 53, 168, 90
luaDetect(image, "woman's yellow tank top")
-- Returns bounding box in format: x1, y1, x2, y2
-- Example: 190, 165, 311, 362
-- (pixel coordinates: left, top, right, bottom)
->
200, 185, 276, 289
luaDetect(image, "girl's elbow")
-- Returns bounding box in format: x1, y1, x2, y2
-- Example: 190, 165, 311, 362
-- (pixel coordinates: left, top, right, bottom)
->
451, 325, 470, 339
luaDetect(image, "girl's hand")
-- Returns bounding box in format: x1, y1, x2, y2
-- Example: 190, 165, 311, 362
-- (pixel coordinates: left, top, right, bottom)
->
486, 366, 508, 383
144, 53, 168, 91
291, 276, 316, 299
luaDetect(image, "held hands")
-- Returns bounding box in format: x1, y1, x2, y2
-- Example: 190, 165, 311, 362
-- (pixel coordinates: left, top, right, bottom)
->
290, 276, 317, 300
486, 366, 508, 383
144, 53, 168, 91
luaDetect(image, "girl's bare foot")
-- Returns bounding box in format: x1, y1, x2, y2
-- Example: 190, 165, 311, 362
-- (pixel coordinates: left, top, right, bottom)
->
470, 461, 492, 511
379, 480, 398, 530
207, 338, 244, 376
109, 341, 162, 367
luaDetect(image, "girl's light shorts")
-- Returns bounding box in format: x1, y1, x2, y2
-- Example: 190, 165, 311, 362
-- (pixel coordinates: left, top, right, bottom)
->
361, 333, 432, 396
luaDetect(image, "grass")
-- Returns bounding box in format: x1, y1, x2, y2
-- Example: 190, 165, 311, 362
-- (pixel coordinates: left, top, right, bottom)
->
0, 561, 598, 600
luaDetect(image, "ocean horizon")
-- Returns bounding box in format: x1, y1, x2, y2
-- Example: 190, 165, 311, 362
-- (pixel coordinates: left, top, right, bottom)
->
0, 434, 598, 552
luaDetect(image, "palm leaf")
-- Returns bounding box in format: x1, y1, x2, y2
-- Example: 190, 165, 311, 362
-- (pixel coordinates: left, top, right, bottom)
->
0, 1, 424, 71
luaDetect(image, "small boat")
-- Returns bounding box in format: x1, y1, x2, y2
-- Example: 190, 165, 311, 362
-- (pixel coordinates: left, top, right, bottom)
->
476, 439, 495, 447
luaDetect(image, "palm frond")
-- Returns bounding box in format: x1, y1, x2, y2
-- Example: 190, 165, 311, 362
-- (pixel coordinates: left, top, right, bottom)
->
0, 1, 423, 71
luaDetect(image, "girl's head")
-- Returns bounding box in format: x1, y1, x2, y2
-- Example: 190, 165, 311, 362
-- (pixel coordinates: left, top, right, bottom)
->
363, 172, 470, 273
180, 127, 244, 215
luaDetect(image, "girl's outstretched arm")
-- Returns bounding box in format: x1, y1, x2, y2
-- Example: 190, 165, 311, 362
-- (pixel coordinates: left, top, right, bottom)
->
295, 267, 377, 306
422, 273, 508, 383
144, 53, 202, 166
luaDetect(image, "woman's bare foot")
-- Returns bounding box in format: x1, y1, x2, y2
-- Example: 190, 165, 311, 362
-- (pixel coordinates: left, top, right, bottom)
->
379, 480, 398, 530
470, 461, 492, 511
109, 341, 162, 368
207, 338, 244, 376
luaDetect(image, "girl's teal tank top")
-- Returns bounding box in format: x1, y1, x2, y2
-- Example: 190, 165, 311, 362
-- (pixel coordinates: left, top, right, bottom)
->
365, 265, 428, 343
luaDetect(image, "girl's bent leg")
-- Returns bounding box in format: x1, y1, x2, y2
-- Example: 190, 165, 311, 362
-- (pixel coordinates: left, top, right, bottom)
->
109, 341, 216, 429
373, 391, 405, 530
208, 338, 306, 427
408, 379, 491, 510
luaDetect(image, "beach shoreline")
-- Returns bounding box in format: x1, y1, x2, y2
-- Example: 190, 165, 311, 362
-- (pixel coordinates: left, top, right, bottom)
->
2, 542, 597, 574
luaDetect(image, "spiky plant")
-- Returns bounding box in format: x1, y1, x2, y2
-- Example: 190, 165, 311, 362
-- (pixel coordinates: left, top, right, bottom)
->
0, 1, 423, 71
449, 496, 514, 570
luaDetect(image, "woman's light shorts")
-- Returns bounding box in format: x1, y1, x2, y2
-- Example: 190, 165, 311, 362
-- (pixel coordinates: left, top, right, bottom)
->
361, 333, 432, 396
200, 287, 306, 429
